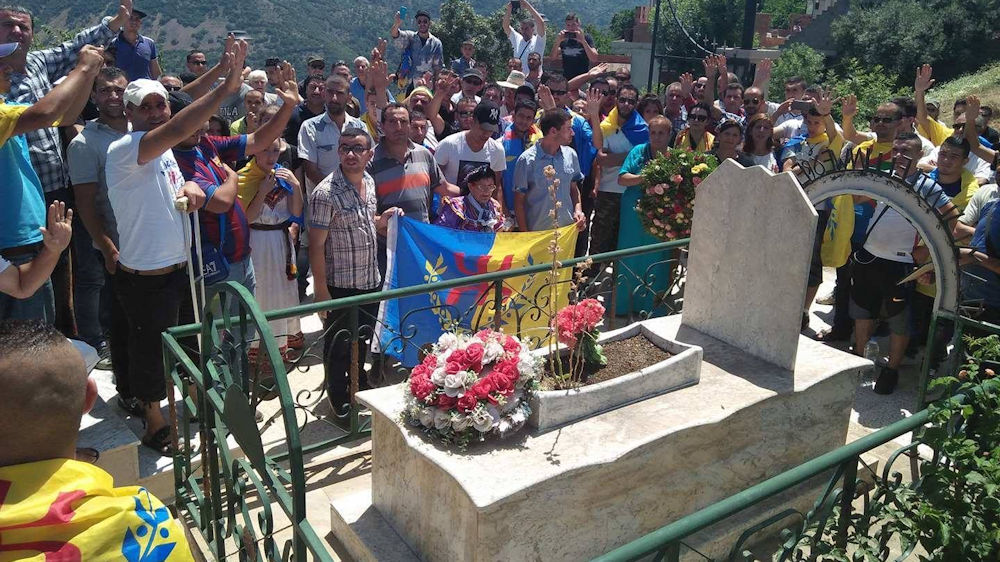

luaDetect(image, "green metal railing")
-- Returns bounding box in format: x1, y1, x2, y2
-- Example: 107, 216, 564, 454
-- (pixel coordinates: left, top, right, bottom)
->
162, 238, 690, 560
593, 312, 1000, 562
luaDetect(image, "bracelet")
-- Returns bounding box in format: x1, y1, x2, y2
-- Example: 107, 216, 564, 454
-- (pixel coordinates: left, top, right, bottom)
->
289, 214, 304, 226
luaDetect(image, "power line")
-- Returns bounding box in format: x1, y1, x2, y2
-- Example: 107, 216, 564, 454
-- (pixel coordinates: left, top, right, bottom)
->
664, 0, 715, 56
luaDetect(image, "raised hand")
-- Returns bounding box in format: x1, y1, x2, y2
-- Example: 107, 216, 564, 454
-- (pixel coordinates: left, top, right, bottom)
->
223, 39, 249, 93
537, 84, 556, 110
373, 38, 388, 61
914, 64, 934, 94
679, 72, 694, 96
588, 62, 610, 78
370, 59, 390, 90
275, 61, 301, 105
585, 87, 602, 119
39, 201, 72, 252
76, 45, 106, 72
841, 94, 858, 119
813, 89, 835, 116
967, 94, 981, 118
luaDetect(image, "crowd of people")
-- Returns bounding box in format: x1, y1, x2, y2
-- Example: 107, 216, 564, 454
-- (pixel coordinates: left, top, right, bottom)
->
2, 0, 1000, 469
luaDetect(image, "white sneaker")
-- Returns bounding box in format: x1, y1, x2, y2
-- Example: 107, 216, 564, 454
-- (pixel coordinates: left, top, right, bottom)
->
816, 290, 835, 306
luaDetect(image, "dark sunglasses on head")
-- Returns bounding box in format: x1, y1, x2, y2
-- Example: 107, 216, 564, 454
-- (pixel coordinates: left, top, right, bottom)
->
688, 114, 708, 122
338, 144, 368, 155
871, 116, 899, 124
617, 96, 637, 105
549, 89, 567, 96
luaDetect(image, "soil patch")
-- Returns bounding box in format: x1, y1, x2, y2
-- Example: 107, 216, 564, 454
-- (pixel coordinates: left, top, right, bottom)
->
542, 334, 672, 388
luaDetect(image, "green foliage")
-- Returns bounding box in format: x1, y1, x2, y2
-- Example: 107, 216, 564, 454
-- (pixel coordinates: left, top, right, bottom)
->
760, 0, 806, 27
636, 149, 718, 240
584, 24, 613, 56
823, 59, 910, 125
437, 0, 509, 82
650, 0, 744, 74
831, 0, 1000, 85
608, 8, 635, 40
767, 44, 825, 101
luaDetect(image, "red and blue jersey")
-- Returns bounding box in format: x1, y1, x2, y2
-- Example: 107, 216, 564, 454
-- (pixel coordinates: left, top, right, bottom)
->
174, 135, 251, 263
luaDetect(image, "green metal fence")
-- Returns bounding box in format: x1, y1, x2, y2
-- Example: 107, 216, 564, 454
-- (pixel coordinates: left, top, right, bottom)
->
162, 238, 689, 559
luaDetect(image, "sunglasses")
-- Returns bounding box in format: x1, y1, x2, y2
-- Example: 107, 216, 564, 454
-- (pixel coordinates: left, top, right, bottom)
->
190, 60, 207, 66
744, 98, 761, 104
617, 97, 637, 105
871, 116, 899, 124
457, 110, 474, 117
164, 85, 181, 92
338, 144, 368, 155
549, 89, 567, 96
309, 63, 325, 70
688, 114, 709, 122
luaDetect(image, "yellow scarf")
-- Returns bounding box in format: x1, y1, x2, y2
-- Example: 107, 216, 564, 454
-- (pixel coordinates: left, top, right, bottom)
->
236, 157, 269, 205
0, 459, 194, 561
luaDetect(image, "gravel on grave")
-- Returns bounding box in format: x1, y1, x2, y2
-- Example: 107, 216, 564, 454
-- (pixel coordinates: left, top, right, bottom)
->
542, 334, 672, 388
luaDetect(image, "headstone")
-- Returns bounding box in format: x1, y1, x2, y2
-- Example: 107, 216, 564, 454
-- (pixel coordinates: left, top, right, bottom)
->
682, 160, 818, 371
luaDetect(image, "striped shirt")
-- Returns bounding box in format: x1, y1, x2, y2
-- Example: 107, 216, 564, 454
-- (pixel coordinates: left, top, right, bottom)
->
309, 167, 381, 290
8, 21, 115, 194
368, 141, 444, 223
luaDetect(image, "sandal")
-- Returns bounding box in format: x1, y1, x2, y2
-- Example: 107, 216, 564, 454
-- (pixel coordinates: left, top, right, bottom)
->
75, 447, 100, 464
141, 426, 175, 456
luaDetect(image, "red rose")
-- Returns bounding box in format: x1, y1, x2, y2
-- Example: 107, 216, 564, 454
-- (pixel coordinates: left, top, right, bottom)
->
464, 343, 485, 371
445, 361, 463, 375
422, 354, 438, 368
493, 373, 516, 397
503, 336, 521, 354
437, 394, 458, 408
409, 374, 435, 400
457, 393, 479, 412
411, 364, 429, 378
470, 376, 494, 399
493, 359, 520, 384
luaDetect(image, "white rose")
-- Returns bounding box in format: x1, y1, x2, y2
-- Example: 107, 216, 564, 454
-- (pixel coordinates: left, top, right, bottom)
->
418, 407, 435, 428
452, 414, 472, 432
434, 408, 452, 430
471, 408, 494, 433
437, 332, 458, 351
443, 372, 469, 397
430, 367, 447, 386
482, 341, 505, 364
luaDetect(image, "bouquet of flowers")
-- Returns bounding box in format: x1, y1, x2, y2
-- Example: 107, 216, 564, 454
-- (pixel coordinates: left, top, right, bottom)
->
403, 330, 541, 448
553, 298, 607, 381
636, 149, 719, 241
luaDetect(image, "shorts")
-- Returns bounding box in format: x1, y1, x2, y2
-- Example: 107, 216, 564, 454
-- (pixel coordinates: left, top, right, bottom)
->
849, 249, 913, 335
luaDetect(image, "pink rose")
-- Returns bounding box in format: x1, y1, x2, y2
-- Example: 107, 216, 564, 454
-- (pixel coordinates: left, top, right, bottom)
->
503, 336, 521, 354
437, 394, 458, 408
409, 374, 435, 401
692, 177, 702, 186
671, 174, 683, 184
457, 393, 479, 412
654, 184, 665, 195
464, 343, 485, 371
470, 376, 494, 399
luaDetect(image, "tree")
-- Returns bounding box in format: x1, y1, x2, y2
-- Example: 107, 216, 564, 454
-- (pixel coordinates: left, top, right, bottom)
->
609, 8, 635, 40
823, 59, 909, 125
767, 44, 825, 102
437, 0, 510, 81
831, 0, 1000, 85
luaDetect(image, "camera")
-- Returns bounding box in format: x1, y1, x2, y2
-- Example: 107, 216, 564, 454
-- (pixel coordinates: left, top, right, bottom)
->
510, 0, 520, 13
566, 31, 577, 40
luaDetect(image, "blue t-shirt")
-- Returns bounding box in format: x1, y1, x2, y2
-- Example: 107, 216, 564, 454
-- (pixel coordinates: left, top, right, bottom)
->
112, 34, 158, 81
0, 102, 45, 250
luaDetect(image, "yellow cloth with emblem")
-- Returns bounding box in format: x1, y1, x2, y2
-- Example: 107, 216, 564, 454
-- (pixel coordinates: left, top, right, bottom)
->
0, 459, 193, 561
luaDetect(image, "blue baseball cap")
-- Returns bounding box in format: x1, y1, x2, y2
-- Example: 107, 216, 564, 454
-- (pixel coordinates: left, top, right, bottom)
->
0, 43, 19, 58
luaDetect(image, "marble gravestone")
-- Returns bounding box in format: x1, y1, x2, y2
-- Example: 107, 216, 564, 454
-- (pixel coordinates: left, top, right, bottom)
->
337, 161, 867, 561
682, 160, 818, 371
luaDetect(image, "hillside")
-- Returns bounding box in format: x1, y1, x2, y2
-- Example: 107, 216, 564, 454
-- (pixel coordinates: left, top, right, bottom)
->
928, 62, 1000, 118
27, 0, 644, 77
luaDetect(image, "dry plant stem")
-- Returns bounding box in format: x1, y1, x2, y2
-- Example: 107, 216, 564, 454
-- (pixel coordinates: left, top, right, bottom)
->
544, 166, 566, 384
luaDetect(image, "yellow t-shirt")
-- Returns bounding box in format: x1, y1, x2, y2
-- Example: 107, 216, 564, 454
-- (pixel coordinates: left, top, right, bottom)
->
918, 118, 954, 148
0, 459, 194, 561
849, 138, 894, 171
0, 102, 29, 145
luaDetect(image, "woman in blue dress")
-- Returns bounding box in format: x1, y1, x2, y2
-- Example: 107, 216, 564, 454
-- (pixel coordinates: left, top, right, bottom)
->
615, 115, 676, 318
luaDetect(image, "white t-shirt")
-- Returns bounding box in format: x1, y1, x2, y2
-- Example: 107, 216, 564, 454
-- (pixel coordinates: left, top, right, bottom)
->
598, 128, 636, 194
450, 93, 482, 105
106, 132, 189, 271
508, 30, 545, 74
864, 176, 950, 263
433, 131, 506, 192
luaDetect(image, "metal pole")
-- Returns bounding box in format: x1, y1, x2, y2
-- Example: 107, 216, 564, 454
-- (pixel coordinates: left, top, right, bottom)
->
647, 0, 662, 92
741, 0, 756, 49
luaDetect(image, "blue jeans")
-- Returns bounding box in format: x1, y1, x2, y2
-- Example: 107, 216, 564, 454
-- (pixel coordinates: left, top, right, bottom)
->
0, 246, 55, 322
207, 258, 257, 345
73, 227, 110, 348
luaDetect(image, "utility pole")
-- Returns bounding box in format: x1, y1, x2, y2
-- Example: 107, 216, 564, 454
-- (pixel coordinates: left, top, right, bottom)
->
741, 0, 757, 49
646, 0, 662, 92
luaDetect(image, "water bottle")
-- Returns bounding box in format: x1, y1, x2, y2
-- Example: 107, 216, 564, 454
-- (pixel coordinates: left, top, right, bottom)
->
862, 340, 880, 387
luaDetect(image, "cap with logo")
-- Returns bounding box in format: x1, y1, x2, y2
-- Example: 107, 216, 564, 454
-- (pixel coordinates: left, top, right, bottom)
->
473, 100, 501, 132
123, 79, 169, 107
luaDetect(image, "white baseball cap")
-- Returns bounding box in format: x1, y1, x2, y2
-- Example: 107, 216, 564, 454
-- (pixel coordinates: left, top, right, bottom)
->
0, 43, 19, 58
123, 78, 168, 107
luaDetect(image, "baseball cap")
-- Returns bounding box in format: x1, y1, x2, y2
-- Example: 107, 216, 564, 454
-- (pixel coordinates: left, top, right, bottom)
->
415, 9, 431, 20
462, 69, 484, 82
307, 55, 325, 65
0, 42, 18, 58
123, 79, 168, 107
926, 99, 941, 109
168, 91, 194, 115
474, 100, 501, 132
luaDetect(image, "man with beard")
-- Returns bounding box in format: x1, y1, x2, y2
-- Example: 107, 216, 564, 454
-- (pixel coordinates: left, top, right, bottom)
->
298, 76, 367, 186
390, 9, 443, 85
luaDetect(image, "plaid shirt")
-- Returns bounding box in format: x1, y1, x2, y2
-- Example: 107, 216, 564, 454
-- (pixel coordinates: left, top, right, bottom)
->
8, 22, 115, 193
309, 166, 381, 290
